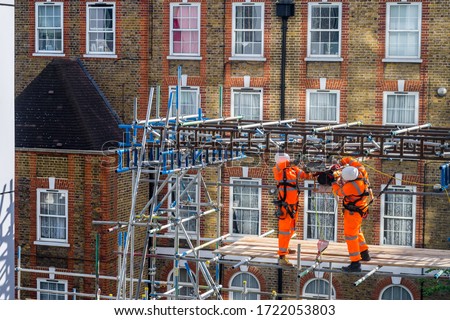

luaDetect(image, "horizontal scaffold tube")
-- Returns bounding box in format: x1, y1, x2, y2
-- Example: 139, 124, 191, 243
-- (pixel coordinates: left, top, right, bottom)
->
313, 121, 363, 133
391, 123, 431, 136
148, 209, 218, 234
237, 118, 297, 130
137, 114, 199, 125
177, 234, 231, 258
181, 116, 243, 126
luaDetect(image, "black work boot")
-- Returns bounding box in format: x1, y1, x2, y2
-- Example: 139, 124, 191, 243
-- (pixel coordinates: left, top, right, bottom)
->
361, 250, 371, 261
342, 261, 361, 272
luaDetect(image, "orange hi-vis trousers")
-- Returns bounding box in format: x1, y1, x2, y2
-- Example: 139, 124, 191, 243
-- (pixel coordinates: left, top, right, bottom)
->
343, 209, 369, 262
278, 207, 298, 256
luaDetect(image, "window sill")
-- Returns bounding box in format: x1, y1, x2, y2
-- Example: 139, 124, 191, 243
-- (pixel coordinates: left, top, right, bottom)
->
382, 58, 423, 64
304, 57, 343, 62
34, 240, 70, 248
33, 53, 66, 57
229, 56, 267, 62
166, 55, 202, 61
83, 54, 118, 59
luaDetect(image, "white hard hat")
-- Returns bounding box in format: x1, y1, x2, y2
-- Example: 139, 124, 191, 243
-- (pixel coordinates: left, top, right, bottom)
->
341, 166, 359, 181
275, 153, 290, 164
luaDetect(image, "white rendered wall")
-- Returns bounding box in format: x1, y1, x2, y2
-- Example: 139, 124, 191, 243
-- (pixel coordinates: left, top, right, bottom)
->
0, 0, 15, 300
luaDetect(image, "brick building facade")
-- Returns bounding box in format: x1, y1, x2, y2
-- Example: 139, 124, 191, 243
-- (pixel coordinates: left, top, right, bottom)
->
14, 0, 449, 300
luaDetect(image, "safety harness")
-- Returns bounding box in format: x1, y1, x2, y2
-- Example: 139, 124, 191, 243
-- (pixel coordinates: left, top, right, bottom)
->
342, 177, 372, 218
274, 167, 299, 219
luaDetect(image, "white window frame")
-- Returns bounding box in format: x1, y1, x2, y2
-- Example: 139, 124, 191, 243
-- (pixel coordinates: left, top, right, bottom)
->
303, 180, 338, 241
34, 2, 64, 56
168, 175, 199, 235
229, 177, 262, 236
307, 2, 342, 60
303, 278, 336, 300
379, 284, 413, 300
383, 91, 419, 126
385, 2, 422, 62
380, 185, 416, 247
169, 2, 201, 58
231, 2, 265, 60
229, 272, 261, 300
36, 188, 69, 246
167, 265, 196, 299
306, 89, 340, 123
37, 278, 68, 300
85, 2, 116, 57
169, 86, 200, 117
231, 88, 263, 121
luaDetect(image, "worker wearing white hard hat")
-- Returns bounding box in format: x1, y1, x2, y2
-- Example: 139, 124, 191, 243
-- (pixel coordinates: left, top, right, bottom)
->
331, 157, 372, 272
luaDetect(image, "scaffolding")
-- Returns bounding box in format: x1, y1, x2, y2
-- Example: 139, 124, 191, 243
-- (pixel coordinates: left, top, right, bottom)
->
15, 67, 450, 300
98, 67, 449, 300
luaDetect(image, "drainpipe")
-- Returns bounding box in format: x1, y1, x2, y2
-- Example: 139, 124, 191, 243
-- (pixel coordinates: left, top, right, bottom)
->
276, 0, 295, 298
276, 0, 295, 120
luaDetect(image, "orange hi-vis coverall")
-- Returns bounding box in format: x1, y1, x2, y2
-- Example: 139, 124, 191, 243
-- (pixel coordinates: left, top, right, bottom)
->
273, 159, 311, 256
332, 158, 370, 262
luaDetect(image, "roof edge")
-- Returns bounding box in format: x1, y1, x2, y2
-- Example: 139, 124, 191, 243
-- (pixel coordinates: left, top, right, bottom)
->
76, 58, 123, 124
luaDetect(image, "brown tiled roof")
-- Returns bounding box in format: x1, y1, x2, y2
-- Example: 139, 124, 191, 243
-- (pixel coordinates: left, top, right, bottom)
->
15, 59, 123, 151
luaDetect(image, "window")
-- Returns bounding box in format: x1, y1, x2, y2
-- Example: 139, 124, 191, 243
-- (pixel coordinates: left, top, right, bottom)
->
380, 285, 413, 300
308, 3, 342, 58
169, 86, 200, 117
231, 89, 263, 121
380, 185, 416, 247
383, 92, 419, 125
232, 3, 264, 57
304, 181, 337, 241
37, 279, 67, 300
230, 178, 261, 236
35, 2, 63, 53
168, 266, 196, 299
386, 3, 422, 59
87, 3, 115, 54
229, 272, 260, 300
170, 3, 200, 56
306, 90, 340, 123
169, 175, 199, 233
303, 278, 336, 299
37, 189, 68, 243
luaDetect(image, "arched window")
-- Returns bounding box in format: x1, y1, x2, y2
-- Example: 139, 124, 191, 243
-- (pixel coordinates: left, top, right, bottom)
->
380, 285, 413, 300
229, 272, 260, 300
167, 266, 196, 299
303, 278, 336, 299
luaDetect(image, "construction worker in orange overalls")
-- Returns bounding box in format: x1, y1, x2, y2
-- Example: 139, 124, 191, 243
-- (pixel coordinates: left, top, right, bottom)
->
273, 153, 312, 266
331, 157, 372, 272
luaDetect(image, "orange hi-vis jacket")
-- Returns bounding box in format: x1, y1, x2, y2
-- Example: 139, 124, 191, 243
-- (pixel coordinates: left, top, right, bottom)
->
333, 157, 371, 215
332, 158, 370, 262
273, 159, 311, 256
273, 159, 310, 205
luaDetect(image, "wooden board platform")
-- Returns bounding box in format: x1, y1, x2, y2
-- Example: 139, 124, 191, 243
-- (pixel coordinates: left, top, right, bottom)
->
215, 237, 450, 269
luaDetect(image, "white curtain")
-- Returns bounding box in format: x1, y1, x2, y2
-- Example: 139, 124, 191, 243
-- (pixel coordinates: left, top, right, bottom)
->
388, 5, 419, 57
171, 89, 198, 116
383, 191, 414, 246
386, 95, 415, 124
306, 186, 336, 240
40, 192, 66, 240
234, 92, 261, 120
309, 92, 337, 122
232, 180, 260, 235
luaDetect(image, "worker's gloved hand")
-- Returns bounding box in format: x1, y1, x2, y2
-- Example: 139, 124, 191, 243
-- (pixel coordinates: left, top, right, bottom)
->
317, 170, 335, 186
329, 164, 340, 171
